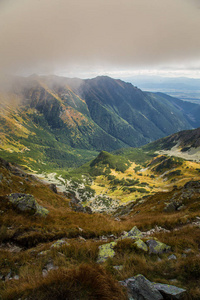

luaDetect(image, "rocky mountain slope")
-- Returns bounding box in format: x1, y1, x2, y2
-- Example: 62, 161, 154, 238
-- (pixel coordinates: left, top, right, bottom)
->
144, 127, 200, 162
1, 75, 199, 171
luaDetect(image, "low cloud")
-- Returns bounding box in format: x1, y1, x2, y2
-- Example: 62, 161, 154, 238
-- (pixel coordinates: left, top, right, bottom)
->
0, 0, 200, 75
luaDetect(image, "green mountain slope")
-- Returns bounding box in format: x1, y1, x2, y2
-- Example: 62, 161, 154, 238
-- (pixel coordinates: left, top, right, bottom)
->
0, 75, 199, 171
75, 76, 194, 143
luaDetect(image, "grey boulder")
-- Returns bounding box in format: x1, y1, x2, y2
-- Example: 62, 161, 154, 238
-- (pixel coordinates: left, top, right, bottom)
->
8, 193, 49, 217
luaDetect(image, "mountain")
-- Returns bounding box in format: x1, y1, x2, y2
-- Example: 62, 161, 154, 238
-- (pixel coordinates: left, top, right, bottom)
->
121, 75, 200, 103
143, 127, 200, 162
0, 75, 199, 171
73, 76, 194, 142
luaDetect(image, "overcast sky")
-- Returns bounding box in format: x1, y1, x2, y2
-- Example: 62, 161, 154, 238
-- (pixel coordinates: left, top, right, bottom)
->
0, 0, 200, 78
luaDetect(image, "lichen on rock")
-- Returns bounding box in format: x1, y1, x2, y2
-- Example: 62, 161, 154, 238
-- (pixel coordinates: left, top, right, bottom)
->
8, 193, 49, 217
123, 226, 143, 239
97, 241, 117, 263
146, 239, 171, 255
134, 239, 148, 252
50, 239, 69, 248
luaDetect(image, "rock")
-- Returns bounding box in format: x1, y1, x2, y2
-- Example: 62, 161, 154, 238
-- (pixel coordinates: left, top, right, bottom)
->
153, 283, 188, 299
50, 239, 69, 249
134, 239, 148, 252
177, 205, 186, 211
122, 274, 163, 300
79, 236, 86, 242
13, 275, 19, 280
113, 265, 123, 271
49, 183, 57, 194
8, 193, 49, 217
121, 275, 188, 300
168, 254, 177, 260
38, 250, 50, 256
124, 226, 143, 239
69, 197, 92, 214
146, 239, 171, 255
45, 262, 58, 272
5, 271, 12, 282
164, 202, 176, 212
143, 226, 170, 236
42, 269, 48, 277
97, 241, 117, 263
85, 206, 92, 214
184, 248, 192, 253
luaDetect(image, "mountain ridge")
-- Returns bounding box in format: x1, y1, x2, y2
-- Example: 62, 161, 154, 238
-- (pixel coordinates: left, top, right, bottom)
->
0, 75, 199, 171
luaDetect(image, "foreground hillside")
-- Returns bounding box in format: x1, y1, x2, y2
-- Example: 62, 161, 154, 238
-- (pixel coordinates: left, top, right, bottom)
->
1, 125, 200, 299
0, 156, 200, 299
1, 75, 199, 171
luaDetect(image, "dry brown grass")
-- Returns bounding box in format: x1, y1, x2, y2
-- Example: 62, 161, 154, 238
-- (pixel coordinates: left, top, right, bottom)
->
1, 164, 200, 299
1, 264, 127, 300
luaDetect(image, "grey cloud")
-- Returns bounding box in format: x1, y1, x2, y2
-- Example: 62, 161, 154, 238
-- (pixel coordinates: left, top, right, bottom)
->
0, 0, 200, 74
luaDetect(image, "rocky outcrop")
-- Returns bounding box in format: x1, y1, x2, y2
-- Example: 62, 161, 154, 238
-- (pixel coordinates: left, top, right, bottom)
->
69, 196, 92, 214
8, 193, 49, 217
97, 226, 171, 263
164, 180, 200, 212
49, 183, 57, 194
121, 274, 188, 300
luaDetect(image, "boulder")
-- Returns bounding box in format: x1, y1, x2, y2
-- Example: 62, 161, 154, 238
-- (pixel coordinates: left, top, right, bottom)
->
121, 275, 188, 300
49, 183, 57, 194
164, 202, 176, 212
8, 193, 49, 217
97, 241, 117, 263
134, 239, 148, 252
121, 274, 163, 300
146, 239, 171, 255
153, 283, 188, 300
124, 226, 143, 239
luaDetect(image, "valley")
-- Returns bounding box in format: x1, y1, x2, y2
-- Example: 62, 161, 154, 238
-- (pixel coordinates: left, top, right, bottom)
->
0, 76, 200, 299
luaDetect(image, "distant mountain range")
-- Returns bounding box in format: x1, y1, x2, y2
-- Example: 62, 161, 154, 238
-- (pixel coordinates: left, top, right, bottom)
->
0, 75, 200, 171
122, 75, 200, 103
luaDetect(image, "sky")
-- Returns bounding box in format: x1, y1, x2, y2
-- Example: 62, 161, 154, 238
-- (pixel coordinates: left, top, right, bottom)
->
0, 0, 200, 78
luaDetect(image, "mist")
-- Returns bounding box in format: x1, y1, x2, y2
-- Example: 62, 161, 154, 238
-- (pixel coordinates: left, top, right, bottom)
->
0, 0, 200, 76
